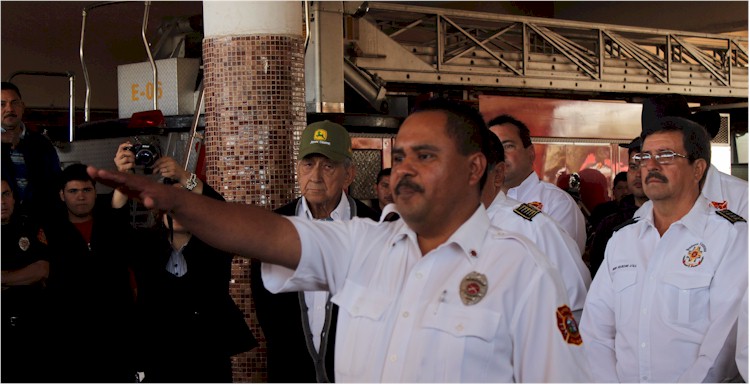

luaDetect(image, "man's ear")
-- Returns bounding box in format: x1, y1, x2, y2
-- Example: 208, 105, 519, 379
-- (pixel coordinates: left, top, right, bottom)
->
493, 162, 506, 190
468, 152, 487, 187
694, 158, 708, 184
59, 189, 64, 202
344, 163, 356, 189
527, 144, 536, 164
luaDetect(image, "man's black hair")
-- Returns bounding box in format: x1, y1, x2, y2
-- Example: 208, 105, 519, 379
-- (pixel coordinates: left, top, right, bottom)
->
613, 171, 627, 188
376, 168, 391, 184
1, 82, 22, 99
485, 130, 505, 172
487, 114, 533, 148
409, 98, 492, 189
641, 116, 711, 186
59, 163, 95, 190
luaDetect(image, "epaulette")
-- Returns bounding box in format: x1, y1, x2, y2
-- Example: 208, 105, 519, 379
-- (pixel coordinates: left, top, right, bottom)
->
612, 217, 639, 232
716, 209, 746, 224
513, 203, 541, 221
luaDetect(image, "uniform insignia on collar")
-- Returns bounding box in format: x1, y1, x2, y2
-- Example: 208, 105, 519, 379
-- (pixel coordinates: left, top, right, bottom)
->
683, 243, 706, 268
459, 272, 488, 306
18, 237, 30, 251
716, 209, 746, 224
527, 201, 544, 211
556, 305, 582, 345
513, 203, 541, 221
710, 200, 728, 210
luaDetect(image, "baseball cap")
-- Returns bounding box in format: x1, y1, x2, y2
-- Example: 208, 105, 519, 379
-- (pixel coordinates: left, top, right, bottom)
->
298, 120, 353, 162
618, 136, 642, 151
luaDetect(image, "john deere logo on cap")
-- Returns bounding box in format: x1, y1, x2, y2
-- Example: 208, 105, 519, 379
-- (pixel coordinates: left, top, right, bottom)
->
314, 129, 328, 141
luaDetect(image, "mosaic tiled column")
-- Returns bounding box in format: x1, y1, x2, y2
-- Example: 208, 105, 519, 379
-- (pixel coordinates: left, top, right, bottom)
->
202, 2, 304, 382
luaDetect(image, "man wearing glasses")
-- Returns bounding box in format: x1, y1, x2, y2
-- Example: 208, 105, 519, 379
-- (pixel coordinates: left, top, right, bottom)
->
581, 116, 747, 382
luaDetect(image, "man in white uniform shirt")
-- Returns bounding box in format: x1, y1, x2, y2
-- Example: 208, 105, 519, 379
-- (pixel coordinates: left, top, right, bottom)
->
487, 114, 587, 253
640, 94, 748, 218
87, 99, 591, 382
581, 116, 747, 382
481, 131, 590, 322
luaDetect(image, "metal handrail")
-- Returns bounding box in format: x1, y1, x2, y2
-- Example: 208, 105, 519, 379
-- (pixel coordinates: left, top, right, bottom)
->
141, 1, 158, 111
7, 71, 76, 142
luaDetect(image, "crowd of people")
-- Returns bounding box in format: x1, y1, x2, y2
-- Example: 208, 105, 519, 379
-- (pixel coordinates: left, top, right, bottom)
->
3, 77, 748, 383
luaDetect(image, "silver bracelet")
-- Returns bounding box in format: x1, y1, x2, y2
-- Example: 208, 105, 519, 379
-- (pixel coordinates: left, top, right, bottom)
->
185, 173, 198, 191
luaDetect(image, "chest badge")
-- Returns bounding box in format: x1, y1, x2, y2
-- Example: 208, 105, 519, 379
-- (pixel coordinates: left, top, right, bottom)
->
527, 201, 544, 211
459, 272, 488, 306
18, 237, 30, 251
683, 243, 706, 268
710, 200, 728, 210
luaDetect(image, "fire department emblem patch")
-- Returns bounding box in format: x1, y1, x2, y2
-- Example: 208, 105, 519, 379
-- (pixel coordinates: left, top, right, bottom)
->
459, 272, 488, 306
683, 243, 706, 268
528, 201, 544, 211
18, 237, 30, 251
710, 200, 728, 210
556, 305, 582, 345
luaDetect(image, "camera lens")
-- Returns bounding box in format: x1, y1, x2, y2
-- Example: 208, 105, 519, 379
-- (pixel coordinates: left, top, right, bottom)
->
135, 149, 156, 167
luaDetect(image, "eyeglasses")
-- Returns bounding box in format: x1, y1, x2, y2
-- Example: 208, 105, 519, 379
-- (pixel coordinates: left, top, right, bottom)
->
632, 150, 689, 167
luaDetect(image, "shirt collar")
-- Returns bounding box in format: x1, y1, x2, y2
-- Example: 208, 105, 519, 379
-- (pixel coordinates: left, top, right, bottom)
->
637, 196, 711, 238
379, 202, 399, 223
701, 165, 723, 203
393, 205, 490, 262
299, 191, 350, 221
507, 171, 538, 197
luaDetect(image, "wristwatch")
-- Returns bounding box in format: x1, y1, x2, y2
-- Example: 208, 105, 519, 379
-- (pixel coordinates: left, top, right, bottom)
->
185, 173, 198, 191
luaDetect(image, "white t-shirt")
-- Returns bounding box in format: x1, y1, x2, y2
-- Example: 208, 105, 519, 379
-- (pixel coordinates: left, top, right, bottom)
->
263, 207, 591, 382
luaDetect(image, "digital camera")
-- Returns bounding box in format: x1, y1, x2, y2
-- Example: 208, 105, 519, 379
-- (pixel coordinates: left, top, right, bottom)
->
127, 140, 161, 172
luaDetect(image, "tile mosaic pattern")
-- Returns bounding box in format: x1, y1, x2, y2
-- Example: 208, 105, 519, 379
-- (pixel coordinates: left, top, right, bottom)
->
203, 34, 305, 382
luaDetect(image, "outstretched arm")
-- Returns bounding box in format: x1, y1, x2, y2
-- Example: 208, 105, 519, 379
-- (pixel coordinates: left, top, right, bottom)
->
90, 166, 301, 269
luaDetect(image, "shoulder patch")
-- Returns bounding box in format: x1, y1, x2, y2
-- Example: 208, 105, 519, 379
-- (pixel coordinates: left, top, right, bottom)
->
513, 203, 541, 221
612, 217, 639, 232
716, 209, 746, 224
556, 305, 582, 345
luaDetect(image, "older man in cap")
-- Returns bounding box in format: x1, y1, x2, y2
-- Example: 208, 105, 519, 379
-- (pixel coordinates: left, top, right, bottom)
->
251, 120, 378, 382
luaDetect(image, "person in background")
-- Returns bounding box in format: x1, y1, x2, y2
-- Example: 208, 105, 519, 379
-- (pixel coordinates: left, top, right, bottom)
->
44, 164, 136, 382
1, 177, 51, 383
87, 98, 591, 382
581, 117, 747, 382
371, 167, 393, 215
639, 93, 748, 218
487, 114, 587, 254
481, 132, 590, 321
1, 81, 62, 218
112, 142, 257, 382
587, 138, 649, 277
588, 171, 629, 234
251, 121, 378, 383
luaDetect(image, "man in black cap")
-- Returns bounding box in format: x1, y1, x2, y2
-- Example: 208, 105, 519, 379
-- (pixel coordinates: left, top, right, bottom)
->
587, 137, 649, 277
640, 93, 747, 218
251, 120, 378, 382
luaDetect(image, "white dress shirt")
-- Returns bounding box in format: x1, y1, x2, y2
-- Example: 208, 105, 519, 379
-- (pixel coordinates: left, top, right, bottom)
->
506, 172, 587, 252
737, 288, 749, 381
299, 191, 351, 353
487, 191, 591, 321
263, 207, 591, 382
581, 197, 748, 383
703, 165, 748, 219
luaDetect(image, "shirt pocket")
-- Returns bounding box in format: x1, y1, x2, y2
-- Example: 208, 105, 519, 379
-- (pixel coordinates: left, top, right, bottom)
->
332, 279, 394, 379
612, 269, 638, 324
419, 303, 501, 380
662, 271, 712, 326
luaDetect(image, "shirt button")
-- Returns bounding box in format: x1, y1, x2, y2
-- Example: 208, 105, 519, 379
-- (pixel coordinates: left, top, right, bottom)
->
641, 342, 646, 348
316, 305, 323, 311
402, 311, 410, 318
389, 355, 397, 362
416, 272, 423, 279
353, 306, 360, 313
456, 324, 464, 332
642, 307, 647, 314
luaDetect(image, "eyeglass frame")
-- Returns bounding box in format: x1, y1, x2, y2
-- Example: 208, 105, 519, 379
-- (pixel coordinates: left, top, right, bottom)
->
631, 150, 689, 167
